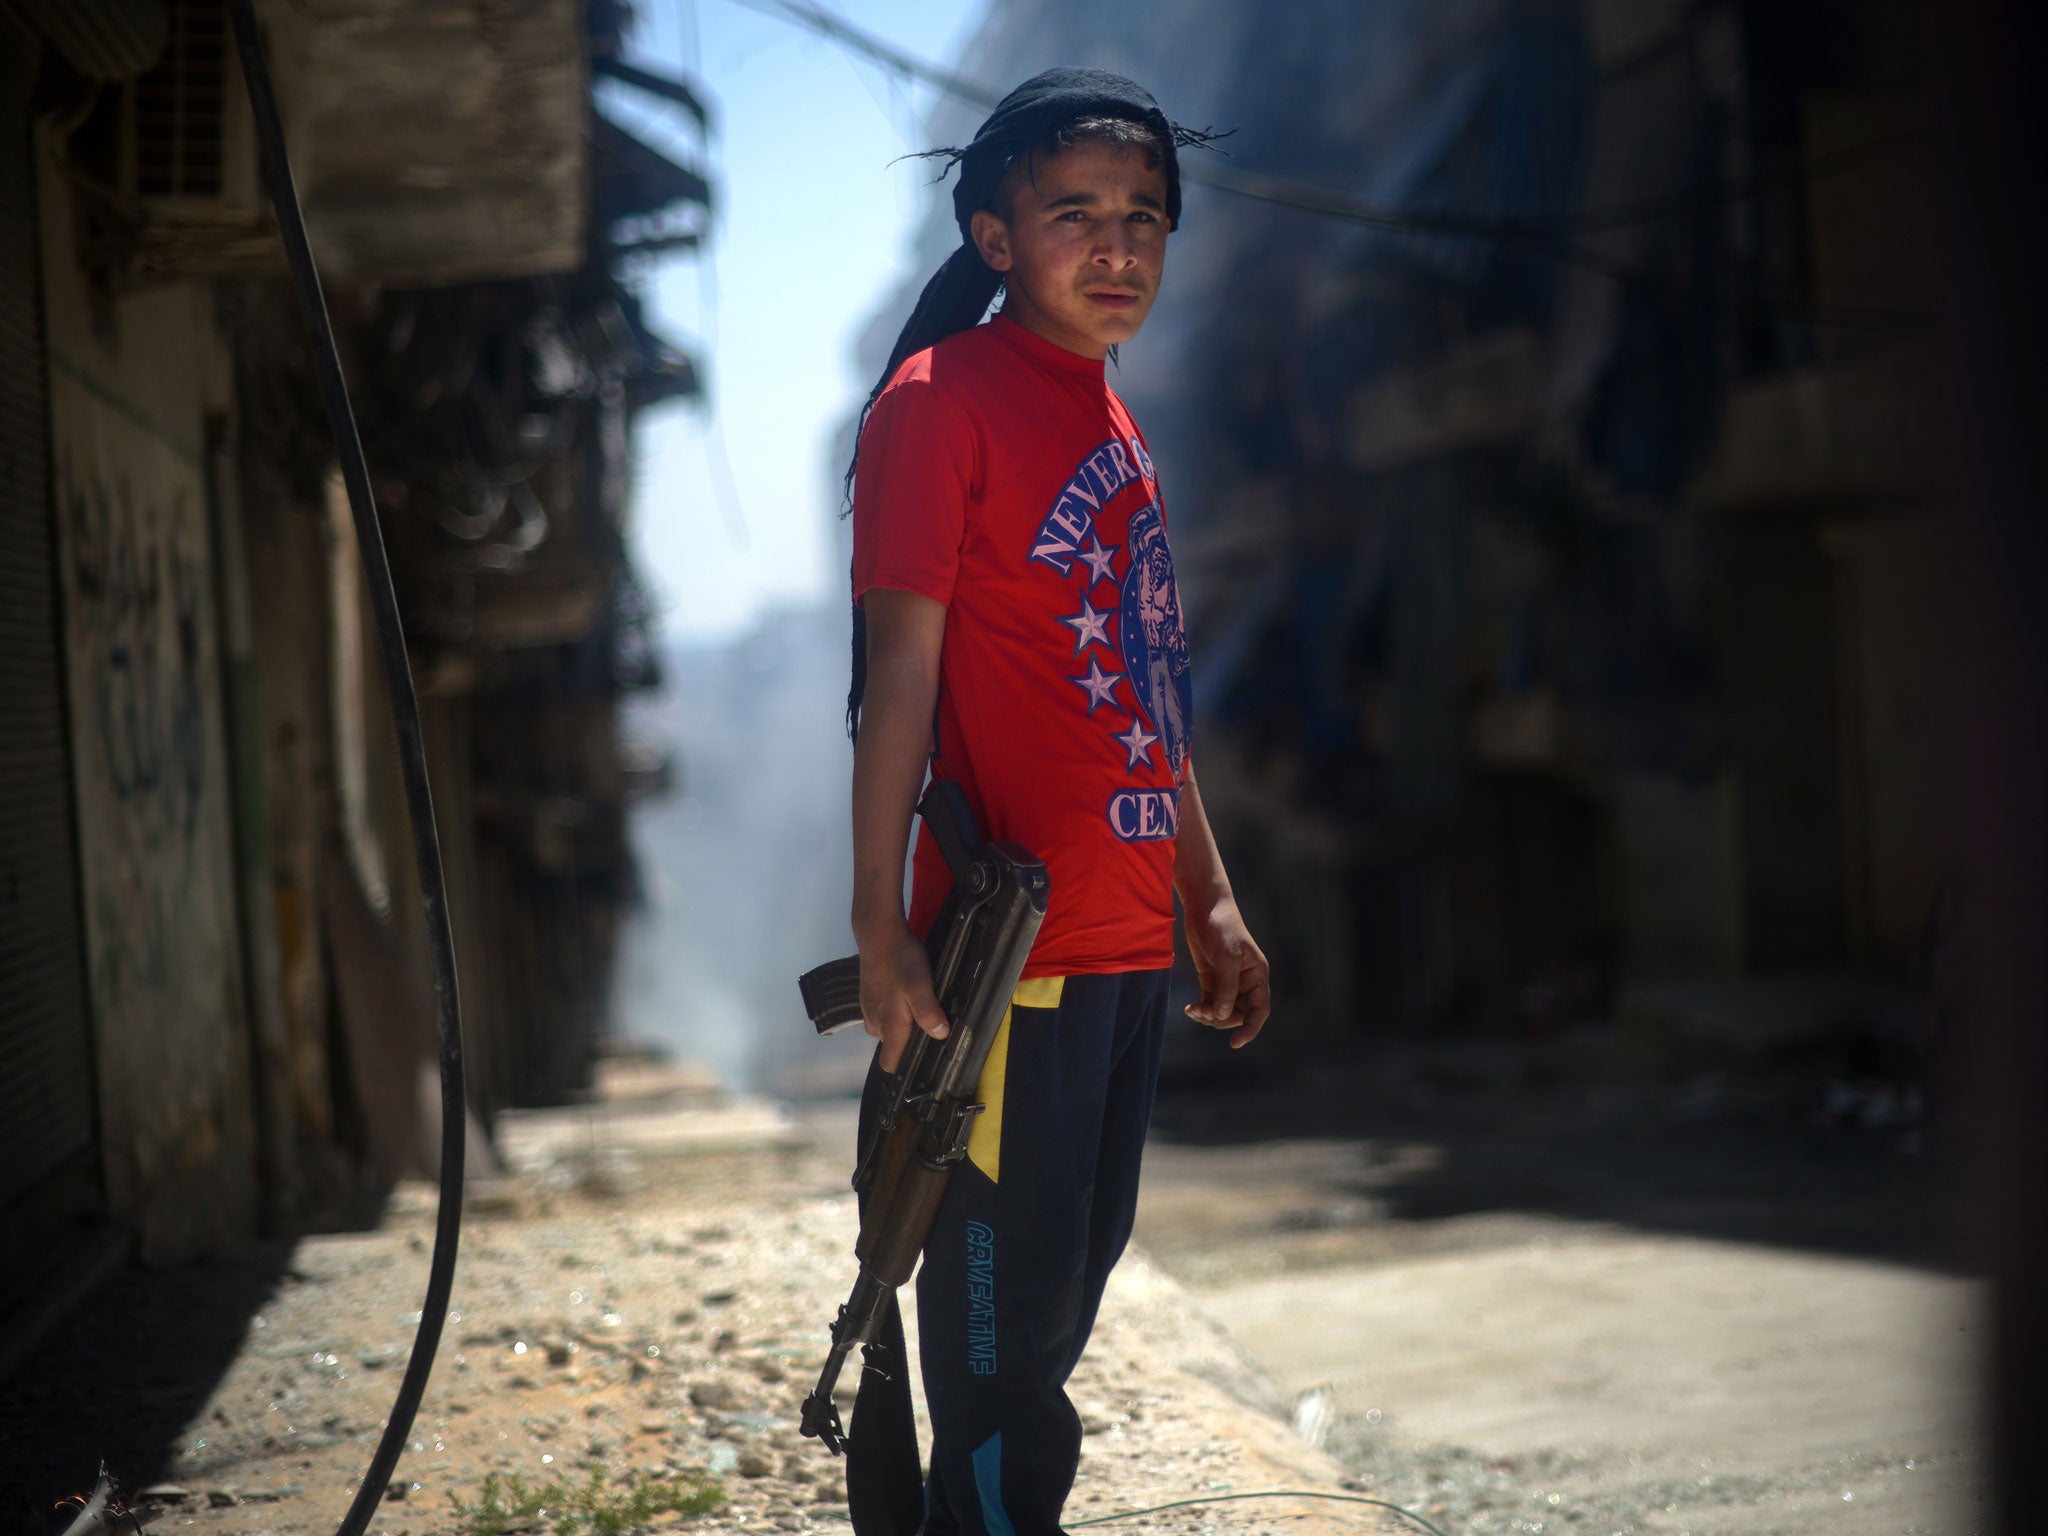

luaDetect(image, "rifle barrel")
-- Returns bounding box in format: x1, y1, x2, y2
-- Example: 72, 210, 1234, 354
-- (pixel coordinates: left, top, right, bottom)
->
799, 1268, 889, 1452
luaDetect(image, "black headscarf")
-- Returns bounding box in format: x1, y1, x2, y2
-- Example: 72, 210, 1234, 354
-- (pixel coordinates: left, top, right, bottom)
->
845, 67, 1221, 740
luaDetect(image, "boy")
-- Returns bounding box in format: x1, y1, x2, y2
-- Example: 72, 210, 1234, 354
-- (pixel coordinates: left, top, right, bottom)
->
846, 68, 1270, 1534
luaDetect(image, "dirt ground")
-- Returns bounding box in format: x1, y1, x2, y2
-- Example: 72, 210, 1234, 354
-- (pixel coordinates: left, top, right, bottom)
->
1, 1082, 1403, 1536
2, 1044, 1986, 1536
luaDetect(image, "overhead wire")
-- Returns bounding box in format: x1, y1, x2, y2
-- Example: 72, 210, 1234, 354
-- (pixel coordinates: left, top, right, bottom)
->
662, 0, 752, 555
724, 0, 1924, 331
1568, 124, 1924, 234
610, 3, 750, 555
813, 0, 925, 151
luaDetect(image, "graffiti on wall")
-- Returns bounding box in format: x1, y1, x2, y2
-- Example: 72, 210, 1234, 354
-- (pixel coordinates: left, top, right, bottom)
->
55, 447, 235, 1038
42, 271, 257, 1262
65, 471, 209, 850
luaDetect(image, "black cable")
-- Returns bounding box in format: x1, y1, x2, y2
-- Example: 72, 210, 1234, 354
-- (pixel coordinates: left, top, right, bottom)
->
728, 0, 1923, 331
224, 8, 468, 1536
1568, 126, 1924, 234
1068, 1487, 1455, 1536
732, 0, 1908, 237
732, 0, 1000, 108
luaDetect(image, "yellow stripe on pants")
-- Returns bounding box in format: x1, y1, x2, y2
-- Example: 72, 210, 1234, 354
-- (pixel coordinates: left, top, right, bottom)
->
964, 976, 1065, 1184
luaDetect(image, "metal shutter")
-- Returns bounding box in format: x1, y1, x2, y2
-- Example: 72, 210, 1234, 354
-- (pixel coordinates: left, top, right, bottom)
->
0, 44, 103, 1281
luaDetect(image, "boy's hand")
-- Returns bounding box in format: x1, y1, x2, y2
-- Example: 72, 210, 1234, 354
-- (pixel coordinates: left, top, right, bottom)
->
857, 918, 950, 1073
1183, 894, 1271, 1049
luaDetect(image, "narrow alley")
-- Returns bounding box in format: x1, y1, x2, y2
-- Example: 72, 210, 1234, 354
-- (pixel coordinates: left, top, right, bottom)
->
2, 1056, 1402, 1536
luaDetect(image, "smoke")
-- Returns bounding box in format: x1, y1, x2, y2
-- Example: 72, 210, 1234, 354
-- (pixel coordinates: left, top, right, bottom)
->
614, 603, 872, 1097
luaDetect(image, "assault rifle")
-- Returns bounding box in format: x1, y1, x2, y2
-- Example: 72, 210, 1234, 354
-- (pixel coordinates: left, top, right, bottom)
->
795, 781, 1049, 1454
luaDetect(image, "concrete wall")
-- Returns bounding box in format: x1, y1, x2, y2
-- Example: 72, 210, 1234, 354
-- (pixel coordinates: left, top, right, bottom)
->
37, 135, 258, 1265
231, 295, 350, 1211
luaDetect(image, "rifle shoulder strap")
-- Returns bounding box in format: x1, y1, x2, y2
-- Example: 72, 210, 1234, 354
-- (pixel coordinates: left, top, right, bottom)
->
846, 1289, 924, 1533
847, 1052, 927, 1533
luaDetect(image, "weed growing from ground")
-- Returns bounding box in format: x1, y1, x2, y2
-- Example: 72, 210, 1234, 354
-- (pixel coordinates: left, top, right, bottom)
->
449, 1467, 723, 1535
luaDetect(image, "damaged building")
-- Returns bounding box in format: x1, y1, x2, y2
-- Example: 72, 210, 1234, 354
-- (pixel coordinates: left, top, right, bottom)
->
865, 0, 1935, 1071
1, 0, 710, 1363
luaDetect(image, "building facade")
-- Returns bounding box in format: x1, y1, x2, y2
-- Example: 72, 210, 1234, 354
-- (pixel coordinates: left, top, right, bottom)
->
0, 0, 710, 1365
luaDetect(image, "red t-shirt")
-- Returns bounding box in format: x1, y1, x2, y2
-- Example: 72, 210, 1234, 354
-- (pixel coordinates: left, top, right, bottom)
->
852, 313, 1192, 977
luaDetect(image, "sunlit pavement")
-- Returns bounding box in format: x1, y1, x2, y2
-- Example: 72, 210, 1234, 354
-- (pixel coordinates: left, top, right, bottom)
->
1124, 1071, 1985, 1536
1199, 1230, 1982, 1535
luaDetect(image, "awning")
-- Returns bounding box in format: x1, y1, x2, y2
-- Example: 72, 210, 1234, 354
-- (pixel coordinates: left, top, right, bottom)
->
616, 299, 701, 405
592, 107, 713, 226
592, 56, 712, 133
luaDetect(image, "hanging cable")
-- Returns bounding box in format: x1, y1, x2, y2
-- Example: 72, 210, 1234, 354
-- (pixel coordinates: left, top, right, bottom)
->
726, 0, 1924, 331
223, 8, 468, 1536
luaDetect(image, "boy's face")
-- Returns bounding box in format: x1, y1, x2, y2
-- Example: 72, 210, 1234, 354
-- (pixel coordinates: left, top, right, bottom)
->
970, 138, 1169, 361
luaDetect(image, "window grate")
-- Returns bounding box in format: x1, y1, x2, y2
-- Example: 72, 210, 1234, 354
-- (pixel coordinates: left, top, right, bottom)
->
132, 0, 227, 199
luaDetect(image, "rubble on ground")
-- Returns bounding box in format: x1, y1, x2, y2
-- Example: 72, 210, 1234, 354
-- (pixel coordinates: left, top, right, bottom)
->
35, 1092, 1400, 1536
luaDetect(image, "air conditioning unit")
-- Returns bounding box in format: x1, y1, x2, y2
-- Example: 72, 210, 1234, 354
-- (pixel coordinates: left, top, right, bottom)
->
91, 0, 278, 278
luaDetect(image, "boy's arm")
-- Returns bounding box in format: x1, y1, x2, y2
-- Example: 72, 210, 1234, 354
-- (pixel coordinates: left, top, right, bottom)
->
851, 587, 953, 1072
1173, 768, 1272, 1048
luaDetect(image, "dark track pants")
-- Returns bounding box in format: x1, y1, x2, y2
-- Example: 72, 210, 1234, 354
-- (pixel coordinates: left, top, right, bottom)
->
894, 969, 1171, 1536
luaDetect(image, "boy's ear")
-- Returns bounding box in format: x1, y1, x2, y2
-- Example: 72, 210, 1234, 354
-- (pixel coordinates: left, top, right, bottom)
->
970, 208, 1013, 273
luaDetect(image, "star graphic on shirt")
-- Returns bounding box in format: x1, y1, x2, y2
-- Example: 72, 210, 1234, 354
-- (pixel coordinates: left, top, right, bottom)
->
1076, 536, 1119, 591
1068, 656, 1125, 716
1058, 596, 1114, 656
1112, 715, 1160, 771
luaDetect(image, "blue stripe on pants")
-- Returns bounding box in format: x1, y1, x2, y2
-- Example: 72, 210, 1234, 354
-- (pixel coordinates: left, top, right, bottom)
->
970, 1433, 1016, 1536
